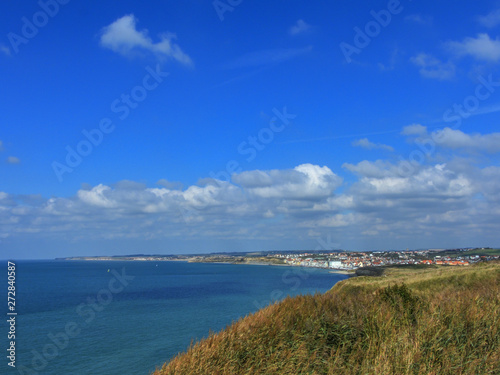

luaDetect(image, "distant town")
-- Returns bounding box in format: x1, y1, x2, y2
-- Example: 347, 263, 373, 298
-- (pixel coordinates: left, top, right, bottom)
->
273, 248, 500, 270
60, 247, 500, 271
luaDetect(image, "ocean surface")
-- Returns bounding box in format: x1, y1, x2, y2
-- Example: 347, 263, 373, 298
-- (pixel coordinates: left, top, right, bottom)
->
3, 260, 348, 375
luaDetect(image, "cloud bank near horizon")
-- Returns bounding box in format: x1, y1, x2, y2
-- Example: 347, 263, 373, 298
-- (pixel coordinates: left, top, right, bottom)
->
2, 126, 500, 257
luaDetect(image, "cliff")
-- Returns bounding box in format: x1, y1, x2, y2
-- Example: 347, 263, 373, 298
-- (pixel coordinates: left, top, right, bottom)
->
152, 262, 500, 375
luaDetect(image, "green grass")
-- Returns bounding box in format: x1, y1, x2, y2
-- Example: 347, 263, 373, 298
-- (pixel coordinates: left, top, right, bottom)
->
441, 248, 500, 257
152, 262, 500, 375
462, 248, 500, 256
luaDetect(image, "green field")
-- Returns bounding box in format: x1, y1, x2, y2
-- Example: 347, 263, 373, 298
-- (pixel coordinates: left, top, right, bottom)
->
463, 248, 500, 256
440, 248, 500, 257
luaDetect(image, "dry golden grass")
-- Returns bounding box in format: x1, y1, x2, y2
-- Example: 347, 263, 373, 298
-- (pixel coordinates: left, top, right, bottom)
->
152, 262, 500, 375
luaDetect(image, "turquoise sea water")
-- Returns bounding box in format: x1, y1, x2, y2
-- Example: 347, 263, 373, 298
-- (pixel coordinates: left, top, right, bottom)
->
3, 260, 348, 374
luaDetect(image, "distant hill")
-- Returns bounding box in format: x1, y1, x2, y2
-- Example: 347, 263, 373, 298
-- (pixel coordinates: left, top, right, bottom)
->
444, 248, 500, 257
152, 262, 500, 375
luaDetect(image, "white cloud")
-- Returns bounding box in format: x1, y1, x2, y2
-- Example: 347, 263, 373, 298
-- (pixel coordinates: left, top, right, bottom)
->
351, 163, 473, 198
410, 53, 455, 80
77, 184, 117, 208
289, 20, 311, 36
477, 166, 500, 201
157, 179, 183, 190
402, 126, 500, 154
182, 182, 242, 209
431, 128, 500, 153
352, 138, 394, 152
401, 124, 427, 136
343, 160, 399, 179
313, 195, 355, 212
99, 14, 192, 65
233, 164, 342, 200
2, 150, 500, 255
447, 33, 500, 62
6, 156, 20, 164
478, 9, 500, 28
302, 213, 355, 228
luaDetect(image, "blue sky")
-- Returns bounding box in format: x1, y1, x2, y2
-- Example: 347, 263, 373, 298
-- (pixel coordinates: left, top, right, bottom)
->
1, 0, 500, 259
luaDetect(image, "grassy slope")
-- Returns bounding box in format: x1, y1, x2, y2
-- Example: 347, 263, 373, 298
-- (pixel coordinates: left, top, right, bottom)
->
459, 248, 500, 256
436, 248, 500, 257
152, 262, 500, 375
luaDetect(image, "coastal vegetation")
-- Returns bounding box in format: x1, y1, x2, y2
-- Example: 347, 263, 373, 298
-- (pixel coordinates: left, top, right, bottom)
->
153, 261, 500, 375
188, 255, 286, 265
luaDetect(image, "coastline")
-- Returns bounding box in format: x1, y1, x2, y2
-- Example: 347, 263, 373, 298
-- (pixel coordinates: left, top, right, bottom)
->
58, 257, 356, 275
154, 262, 500, 374
328, 269, 355, 275
192, 259, 357, 275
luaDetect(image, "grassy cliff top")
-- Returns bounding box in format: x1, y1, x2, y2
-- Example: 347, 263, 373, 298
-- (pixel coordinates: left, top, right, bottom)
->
152, 262, 500, 375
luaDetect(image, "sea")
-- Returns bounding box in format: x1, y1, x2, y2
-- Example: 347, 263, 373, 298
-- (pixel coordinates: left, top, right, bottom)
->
2, 260, 348, 375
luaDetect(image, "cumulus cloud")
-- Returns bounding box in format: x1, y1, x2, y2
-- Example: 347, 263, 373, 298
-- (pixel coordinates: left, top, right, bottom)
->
402, 125, 500, 154
289, 20, 311, 35
431, 128, 500, 153
157, 179, 183, 190
447, 33, 500, 62
6, 156, 20, 164
348, 162, 473, 198
410, 53, 455, 80
401, 124, 427, 136
301, 213, 356, 228
2, 148, 500, 255
343, 160, 400, 179
99, 14, 192, 65
352, 138, 394, 152
477, 9, 500, 28
77, 184, 117, 208
337, 161, 480, 246
233, 164, 342, 200
477, 166, 500, 202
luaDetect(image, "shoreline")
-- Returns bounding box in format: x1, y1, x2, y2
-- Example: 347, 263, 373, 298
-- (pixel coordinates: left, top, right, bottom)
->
58, 258, 356, 275
328, 269, 356, 275
192, 260, 356, 275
